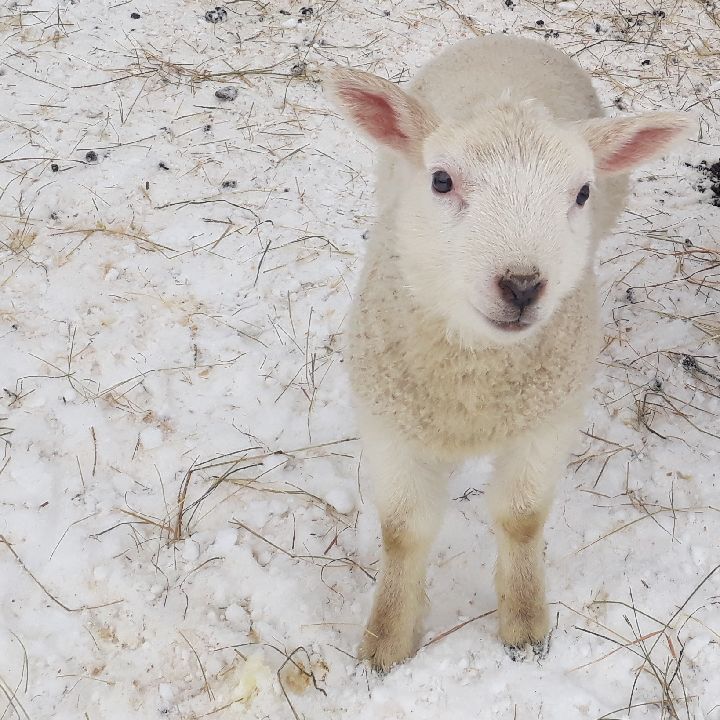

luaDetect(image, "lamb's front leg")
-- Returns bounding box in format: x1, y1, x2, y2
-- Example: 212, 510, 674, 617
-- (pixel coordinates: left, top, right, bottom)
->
357, 415, 450, 671
489, 416, 579, 653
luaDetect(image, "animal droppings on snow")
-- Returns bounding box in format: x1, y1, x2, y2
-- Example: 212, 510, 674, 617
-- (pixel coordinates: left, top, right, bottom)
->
324, 488, 356, 514
215, 86, 238, 101
204, 6, 227, 22
690, 159, 720, 206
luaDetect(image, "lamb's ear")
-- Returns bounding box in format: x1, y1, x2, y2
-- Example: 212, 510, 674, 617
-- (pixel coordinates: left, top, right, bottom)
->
578, 112, 690, 174
324, 67, 437, 156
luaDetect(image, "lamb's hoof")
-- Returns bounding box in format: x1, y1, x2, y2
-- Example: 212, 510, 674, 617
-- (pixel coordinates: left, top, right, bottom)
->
504, 643, 529, 662
358, 628, 415, 673
503, 633, 551, 663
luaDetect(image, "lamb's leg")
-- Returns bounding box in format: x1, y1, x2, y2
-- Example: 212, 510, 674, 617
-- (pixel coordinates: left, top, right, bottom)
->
489, 416, 579, 653
357, 416, 450, 672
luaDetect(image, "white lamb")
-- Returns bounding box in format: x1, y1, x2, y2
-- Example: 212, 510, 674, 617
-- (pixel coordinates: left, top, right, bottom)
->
325, 35, 689, 671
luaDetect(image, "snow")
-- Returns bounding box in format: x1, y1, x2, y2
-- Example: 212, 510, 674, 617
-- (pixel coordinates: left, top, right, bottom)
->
324, 487, 356, 515
0, 1, 719, 719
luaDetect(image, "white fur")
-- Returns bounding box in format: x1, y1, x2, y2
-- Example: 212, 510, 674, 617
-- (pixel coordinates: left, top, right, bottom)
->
325, 35, 689, 670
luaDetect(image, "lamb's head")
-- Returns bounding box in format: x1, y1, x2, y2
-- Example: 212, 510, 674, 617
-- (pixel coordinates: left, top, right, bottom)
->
326, 67, 689, 346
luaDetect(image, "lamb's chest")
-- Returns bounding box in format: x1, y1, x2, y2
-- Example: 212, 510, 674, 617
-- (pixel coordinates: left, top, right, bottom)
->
349, 288, 598, 458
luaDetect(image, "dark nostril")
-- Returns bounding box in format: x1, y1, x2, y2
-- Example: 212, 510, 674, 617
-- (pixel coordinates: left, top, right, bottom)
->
497, 273, 545, 310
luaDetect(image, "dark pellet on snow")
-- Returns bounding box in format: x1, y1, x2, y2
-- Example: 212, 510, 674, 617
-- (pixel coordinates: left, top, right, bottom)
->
291, 62, 307, 77
130, 12, 141, 19
279, 8, 290, 14
687, 159, 720, 206
215, 86, 238, 101
51, 163, 59, 172
159, 161, 169, 170
505, 0, 514, 7
300, 6, 313, 15
222, 180, 237, 189
203, 124, 212, 132
641, 59, 651, 65
682, 355, 699, 372
536, 19, 544, 25
204, 6, 227, 22
85, 150, 98, 162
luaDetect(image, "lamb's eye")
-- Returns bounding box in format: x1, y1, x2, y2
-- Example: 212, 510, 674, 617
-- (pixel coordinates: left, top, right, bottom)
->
432, 170, 453, 194
576, 183, 590, 206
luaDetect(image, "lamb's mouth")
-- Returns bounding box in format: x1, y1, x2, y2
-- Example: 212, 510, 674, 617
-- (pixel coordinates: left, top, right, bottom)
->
470, 302, 538, 332
486, 316, 532, 332
479, 311, 536, 332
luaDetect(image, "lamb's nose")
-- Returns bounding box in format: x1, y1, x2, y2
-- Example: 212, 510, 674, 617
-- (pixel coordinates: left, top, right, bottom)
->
497, 273, 545, 310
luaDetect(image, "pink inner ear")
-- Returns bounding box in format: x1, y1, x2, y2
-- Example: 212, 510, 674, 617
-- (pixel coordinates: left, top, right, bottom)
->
338, 87, 409, 148
600, 127, 678, 172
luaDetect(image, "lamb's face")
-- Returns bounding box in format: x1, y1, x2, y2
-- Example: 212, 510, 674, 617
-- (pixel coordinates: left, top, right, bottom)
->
326, 64, 688, 347
395, 104, 596, 345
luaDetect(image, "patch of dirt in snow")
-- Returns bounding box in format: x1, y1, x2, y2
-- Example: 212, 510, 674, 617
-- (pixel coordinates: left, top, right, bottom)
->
0, 1, 719, 719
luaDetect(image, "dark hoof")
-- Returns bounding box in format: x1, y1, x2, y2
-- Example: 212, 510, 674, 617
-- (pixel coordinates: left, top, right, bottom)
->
504, 643, 529, 662
504, 633, 551, 663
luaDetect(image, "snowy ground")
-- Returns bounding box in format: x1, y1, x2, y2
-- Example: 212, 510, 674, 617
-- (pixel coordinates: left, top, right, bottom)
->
1, 0, 719, 718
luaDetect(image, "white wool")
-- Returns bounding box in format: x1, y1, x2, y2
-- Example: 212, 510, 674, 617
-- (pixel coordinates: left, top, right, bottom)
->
326, 35, 689, 671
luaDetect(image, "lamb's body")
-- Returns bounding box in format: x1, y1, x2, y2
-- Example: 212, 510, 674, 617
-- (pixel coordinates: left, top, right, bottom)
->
327, 35, 686, 671
350, 37, 625, 459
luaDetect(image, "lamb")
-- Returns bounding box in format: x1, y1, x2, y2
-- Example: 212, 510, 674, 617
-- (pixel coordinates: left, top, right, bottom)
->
324, 35, 689, 672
